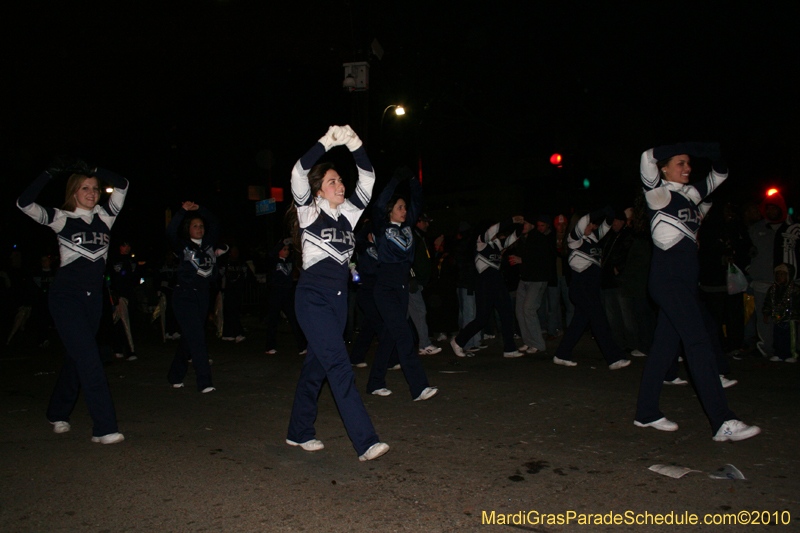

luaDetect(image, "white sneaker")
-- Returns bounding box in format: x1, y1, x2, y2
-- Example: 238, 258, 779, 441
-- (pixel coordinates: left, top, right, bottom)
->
114, 353, 124, 359
518, 345, 530, 352
787, 357, 797, 363
359, 442, 389, 461
299, 349, 308, 355
634, 417, 679, 432
664, 377, 688, 385
371, 388, 392, 396
525, 347, 540, 354
126, 354, 137, 361
51, 421, 71, 434
720, 375, 738, 389
631, 349, 647, 357
286, 438, 324, 451
235, 335, 246, 343
389, 364, 401, 370
450, 338, 467, 357
770, 355, 782, 362
413, 387, 439, 401
609, 359, 631, 370
352, 362, 367, 368
202, 387, 216, 393
91, 432, 125, 444
418, 345, 442, 355
503, 350, 524, 358
553, 356, 577, 367
266, 349, 277, 354
172, 383, 184, 389
713, 420, 761, 442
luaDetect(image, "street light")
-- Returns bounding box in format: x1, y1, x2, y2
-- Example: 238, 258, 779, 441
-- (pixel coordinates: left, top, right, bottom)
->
380, 104, 406, 152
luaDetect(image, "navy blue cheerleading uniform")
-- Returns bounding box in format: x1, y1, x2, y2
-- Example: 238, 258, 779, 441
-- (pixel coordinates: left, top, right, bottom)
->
635, 145, 738, 434
455, 219, 522, 353
264, 241, 306, 352
553, 209, 627, 365
166, 206, 227, 391
286, 139, 381, 456
17, 168, 128, 437
366, 174, 431, 398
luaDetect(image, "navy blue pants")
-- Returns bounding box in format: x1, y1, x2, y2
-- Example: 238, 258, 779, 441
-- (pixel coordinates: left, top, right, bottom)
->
635, 249, 736, 434
368, 280, 430, 398
47, 289, 119, 437
168, 287, 213, 391
288, 284, 379, 455
554, 266, 625, 364
264, 285, 306, 352
455, 271, 517, 352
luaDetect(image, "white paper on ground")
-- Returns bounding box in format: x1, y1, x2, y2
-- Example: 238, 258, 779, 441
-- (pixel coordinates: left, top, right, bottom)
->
648, 464, 702, 478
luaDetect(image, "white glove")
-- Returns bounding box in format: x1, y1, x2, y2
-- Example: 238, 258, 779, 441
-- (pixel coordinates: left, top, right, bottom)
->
318, 126, 338, 151
342, 125, 363, 151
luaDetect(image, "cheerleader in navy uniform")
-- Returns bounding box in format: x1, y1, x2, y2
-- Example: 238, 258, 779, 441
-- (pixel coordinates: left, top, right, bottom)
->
17, 161, 128, 444
264, 239, 306, 355
285, 125, 388, 461
166, 202, 228, 393
552, 208, 630, 369
366, 168, 438, 400
451, 217, 525, 358
634, 143, 760, 441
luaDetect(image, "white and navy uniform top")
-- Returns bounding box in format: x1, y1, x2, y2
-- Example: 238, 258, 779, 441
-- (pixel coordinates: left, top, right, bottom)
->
293, 143, 375, 293
567, 209, 612, 273
475, 219, 522, 276
372, 175, 423, 285
17, 169, 129, 293
640, 147, 725, 253
167, 206, 228, 292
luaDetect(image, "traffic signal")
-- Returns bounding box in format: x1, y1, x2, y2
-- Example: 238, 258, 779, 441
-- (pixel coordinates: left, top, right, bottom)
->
550, 153, 562, 166
767, 188, 779, 197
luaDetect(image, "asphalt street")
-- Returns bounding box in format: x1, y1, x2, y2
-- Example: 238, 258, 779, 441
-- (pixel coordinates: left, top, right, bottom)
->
1, 317, 797, 532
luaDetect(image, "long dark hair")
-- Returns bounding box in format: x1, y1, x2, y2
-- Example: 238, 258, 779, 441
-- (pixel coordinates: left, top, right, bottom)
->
285, 162, 336, 266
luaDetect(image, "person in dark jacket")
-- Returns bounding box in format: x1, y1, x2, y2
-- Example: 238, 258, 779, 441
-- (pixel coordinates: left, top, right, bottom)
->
508, 216, 556, 354
599, 210, 637, 354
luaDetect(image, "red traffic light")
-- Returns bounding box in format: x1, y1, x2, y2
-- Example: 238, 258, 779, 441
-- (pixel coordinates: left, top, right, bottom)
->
550, 153, 562, 165
767, 188, 779, 197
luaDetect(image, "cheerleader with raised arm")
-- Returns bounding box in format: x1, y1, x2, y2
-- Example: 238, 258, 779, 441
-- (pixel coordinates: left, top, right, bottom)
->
285, 125, 388, 462
166, 202, 228, 393
552, 207, 630, 369
634, 143, 760, 441
17, 160, 128, 444
366, 168, 438, 400
450, 217, 525, 358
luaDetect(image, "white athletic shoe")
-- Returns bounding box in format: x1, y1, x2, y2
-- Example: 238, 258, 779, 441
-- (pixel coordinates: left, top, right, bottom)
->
503, 350, 524, 358
359, 442, 389, 461
371, 388, 392, 397
631, 349, 647, 357
713, 420, 761, 442
91, 432, 125, 444
419, 345, 442, 355
202, 387, 216, 394
51, 421, 71, 434
413, 387, 439, 401
553, 356, 577, 367
720, 375, 738, 389
664, 377, 688, 385
286, 438, 324, 451
352, 362, 367, 368
609, 359, 631, 370
634, 417, 679, 432
450, 338, 467, 357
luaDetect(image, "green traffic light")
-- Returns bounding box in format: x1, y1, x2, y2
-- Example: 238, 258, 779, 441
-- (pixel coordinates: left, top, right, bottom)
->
583, 178, 590, 189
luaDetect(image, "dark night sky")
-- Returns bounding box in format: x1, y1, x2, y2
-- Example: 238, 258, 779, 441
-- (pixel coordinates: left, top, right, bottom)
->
3, 1, 798, 264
